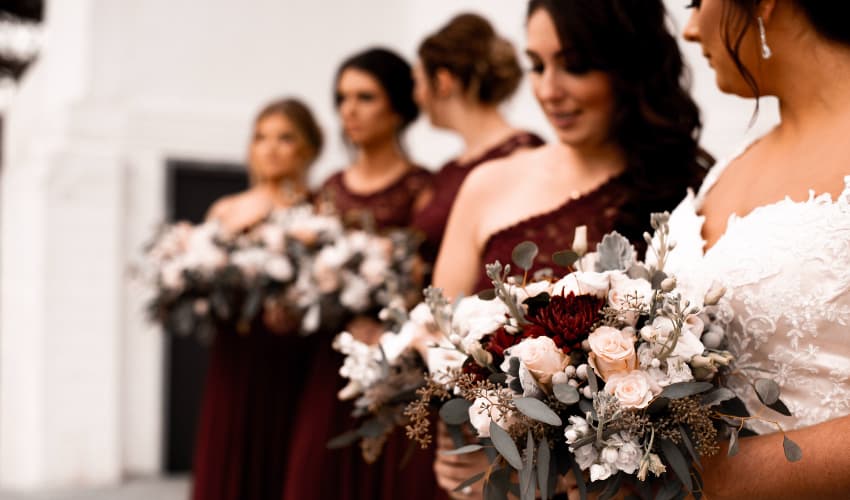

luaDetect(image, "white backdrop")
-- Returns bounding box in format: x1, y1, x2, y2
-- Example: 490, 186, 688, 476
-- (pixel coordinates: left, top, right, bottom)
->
0, 0, 778, 491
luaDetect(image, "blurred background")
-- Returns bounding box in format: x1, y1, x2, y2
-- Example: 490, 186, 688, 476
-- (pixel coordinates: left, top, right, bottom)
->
0, 0, 777, 498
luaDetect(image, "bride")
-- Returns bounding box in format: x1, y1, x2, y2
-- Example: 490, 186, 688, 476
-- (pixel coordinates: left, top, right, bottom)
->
664, 1, 850, 497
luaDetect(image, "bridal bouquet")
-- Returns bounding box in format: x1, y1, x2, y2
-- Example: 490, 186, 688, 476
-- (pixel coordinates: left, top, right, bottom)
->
393, 215, 802, 500
144, 204, 422, 342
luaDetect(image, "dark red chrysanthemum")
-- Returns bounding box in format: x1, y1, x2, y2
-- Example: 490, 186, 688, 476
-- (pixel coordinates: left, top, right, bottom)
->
483, 326, 535, 358
461, 357, 490, 383
526, 292, 606, 354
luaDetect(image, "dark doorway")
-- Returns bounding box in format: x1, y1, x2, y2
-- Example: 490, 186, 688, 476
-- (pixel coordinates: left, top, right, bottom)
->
164, 159, 248, 473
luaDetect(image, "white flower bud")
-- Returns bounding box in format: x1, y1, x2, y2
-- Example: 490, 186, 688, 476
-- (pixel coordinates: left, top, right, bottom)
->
704, 281, 727, 306
568, 379, 580, 388
650, 358, 661, 369
701, 326, 725, 350
581, 339, 591, 351
564, 365, 577, 378
640, 325, 655, 342
660, 277, 677, 293
576, 364, 589, 380
573, 225, 588, 256
564, 429, 579, 443
552, 372, 569, 386
582, 385, 594, 399
668, 240, 677, 251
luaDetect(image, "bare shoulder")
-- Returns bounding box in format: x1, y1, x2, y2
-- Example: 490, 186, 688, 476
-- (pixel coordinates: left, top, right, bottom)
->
460, 145, 551, 199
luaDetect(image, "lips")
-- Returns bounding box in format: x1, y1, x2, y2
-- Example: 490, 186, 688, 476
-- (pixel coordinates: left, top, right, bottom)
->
548, 110, 582, 129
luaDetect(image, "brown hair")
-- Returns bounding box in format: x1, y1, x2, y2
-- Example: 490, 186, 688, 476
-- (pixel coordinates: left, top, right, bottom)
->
254, 97, 323, 163
418, 13, 522, 105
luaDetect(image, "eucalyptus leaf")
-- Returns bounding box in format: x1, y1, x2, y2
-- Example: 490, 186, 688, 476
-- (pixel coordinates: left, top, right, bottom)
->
485, 467, 511, 500
659, 438, 693, 493
655, 478, 683, 500
679, 426, 703, 471
554, 382, 581, 405
727, 426, 740, 457
357, 417, 386, 438
326, 430, 360, 449
783, 436, 803, 462
599, 472, 623, 500
768, 398, 793, 417
489, 373, 508, 385
571, 457, 588, 500
651, 270, 669, 290
719, 396, 751, 418
453, 472, 486, 493
537, 436, 550, 500
440, 398, 473, 425
700, 387, 736, 408
520, 432, 536, 500
478, 288, 497, 301
512, 241, 539, 272
659, 381, 714, 400
626, 264, 651, 281
646, 396, 670, 414
514, 397, 563, 426
553, 250, 580, 268
586, 365, 599, 393
440, 444, 484, 456
754, 378, 780, 405
490, 421, 524, 470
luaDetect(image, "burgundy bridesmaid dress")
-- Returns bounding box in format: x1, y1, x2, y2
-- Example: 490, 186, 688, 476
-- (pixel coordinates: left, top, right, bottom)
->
412, 131, 544, 267
282, 167, 443, 500
191, 321, 317, 500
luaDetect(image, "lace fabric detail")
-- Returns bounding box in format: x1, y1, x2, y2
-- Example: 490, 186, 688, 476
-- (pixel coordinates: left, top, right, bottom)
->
665, 145, 850, 433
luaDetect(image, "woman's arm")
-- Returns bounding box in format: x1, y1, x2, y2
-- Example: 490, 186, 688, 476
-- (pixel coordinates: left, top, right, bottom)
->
700, 414, 850, 499
431, 168, 491, 299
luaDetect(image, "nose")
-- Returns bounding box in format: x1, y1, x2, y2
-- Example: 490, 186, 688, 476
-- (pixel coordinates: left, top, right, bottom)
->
683, 10, 700, 43
537, 66, 566, 103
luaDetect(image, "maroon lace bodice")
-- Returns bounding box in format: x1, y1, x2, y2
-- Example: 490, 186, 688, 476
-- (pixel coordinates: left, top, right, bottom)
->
318, 166, 433, 231
474, 171, 685, 292
412, 132, 545, 265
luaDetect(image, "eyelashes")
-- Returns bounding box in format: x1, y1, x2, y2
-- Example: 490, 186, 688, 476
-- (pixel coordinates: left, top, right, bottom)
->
686, 0, 701, 9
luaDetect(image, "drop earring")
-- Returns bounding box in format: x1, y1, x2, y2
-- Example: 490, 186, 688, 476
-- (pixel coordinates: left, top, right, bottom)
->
758, 16, 772, 60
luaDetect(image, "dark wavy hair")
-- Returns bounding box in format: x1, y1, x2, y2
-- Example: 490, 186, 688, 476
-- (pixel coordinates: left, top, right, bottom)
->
527, 0, 710, 199
719, 1, 850, 99
418, 13, 522, 105
334, 47, 419, 131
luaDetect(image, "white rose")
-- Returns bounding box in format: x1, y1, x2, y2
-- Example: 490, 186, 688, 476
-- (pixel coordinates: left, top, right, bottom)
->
608, 275, 653, 326
409, 302, 435, 325
605, 370, 660, 409
452, 296, 508, 342
510, 280, 554, 303
340, 275, 371, 312
359, 256, 389, 286
650, 315, 705, 361
587, 326, 637, 381
258, 224, 286, 253
264, 256, 293, 282
468, 391, 514, 438
552, 271, 611, 298
505, 336, 569, 390
425, 344, 468, 384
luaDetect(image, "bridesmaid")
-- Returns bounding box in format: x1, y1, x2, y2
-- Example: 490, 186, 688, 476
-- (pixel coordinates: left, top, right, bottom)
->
282, 48, 439, 500
191, 98, 323, 500
411, 12, 544, 268
430, 0, 710, 496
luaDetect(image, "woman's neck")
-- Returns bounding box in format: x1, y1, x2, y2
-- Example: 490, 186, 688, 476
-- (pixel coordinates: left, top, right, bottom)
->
447, 104, 516, 163
770, 37, 850, 135
353, 136, 408, 175
557, 139, 627, 178
253, 176, 308, 206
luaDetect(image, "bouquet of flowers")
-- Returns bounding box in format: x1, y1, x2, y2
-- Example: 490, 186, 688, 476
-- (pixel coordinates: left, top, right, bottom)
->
144, 204, 422, 342
342, 214, 801, 499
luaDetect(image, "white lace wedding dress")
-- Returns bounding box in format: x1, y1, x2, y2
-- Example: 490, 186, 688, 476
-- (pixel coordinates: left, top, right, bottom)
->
662, 144, 850, 434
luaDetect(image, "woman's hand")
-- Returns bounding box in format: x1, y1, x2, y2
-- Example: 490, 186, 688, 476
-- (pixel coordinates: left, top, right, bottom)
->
433, 421, 487, 499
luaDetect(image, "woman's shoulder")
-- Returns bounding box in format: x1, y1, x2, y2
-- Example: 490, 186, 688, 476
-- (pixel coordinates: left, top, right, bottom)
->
206, 191, 245, 221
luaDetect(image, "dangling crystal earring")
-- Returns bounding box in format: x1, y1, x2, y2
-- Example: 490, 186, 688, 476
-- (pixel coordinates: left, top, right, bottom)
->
758, 16, 772, 60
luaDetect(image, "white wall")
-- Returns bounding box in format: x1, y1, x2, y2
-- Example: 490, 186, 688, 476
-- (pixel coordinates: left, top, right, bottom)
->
0, 0, 778, 492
